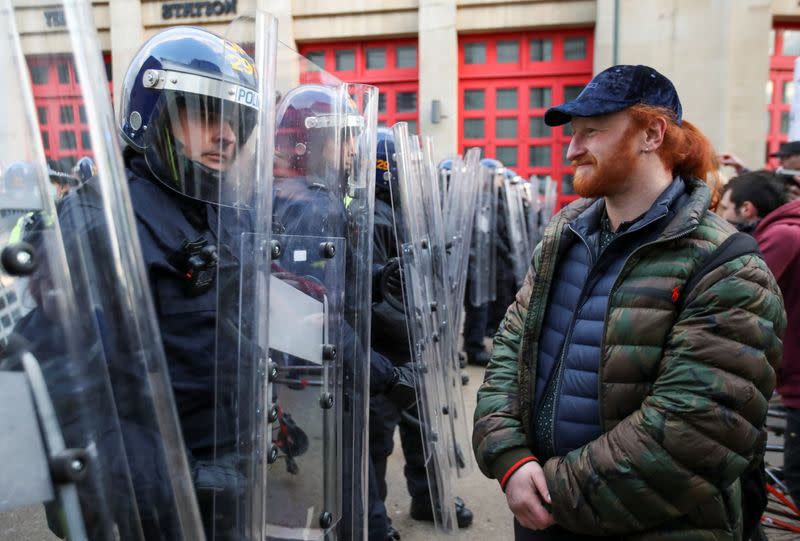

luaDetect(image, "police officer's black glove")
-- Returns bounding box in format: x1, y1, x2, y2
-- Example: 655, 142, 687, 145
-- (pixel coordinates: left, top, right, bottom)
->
379, 257, 405, 312
386, 362, 419, 410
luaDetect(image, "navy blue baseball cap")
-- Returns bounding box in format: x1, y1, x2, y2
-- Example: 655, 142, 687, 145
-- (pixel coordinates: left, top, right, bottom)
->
544, 64, 682, 127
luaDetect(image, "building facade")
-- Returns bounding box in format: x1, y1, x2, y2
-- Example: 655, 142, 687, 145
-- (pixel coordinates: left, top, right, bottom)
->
11, 0, 800, 207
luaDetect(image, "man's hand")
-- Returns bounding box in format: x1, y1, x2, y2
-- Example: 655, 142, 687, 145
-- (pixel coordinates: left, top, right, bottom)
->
505, 460, 555, 531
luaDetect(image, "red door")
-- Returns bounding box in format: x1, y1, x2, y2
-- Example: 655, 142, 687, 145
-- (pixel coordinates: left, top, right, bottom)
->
27, 53, 113, 170
299, 39, 420, 133
767, 24, 800, 168
458, 29, 593, 208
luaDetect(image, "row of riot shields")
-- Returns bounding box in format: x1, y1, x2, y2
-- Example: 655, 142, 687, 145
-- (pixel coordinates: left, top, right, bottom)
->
468, 163, 498, 307
525, 175, 558, 252
388, 123, 480, 533
0, 1, 378, 539
501, 171, 532, 288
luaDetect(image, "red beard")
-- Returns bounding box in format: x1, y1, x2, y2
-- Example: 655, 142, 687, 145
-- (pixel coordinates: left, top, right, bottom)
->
572, 130, 639, 198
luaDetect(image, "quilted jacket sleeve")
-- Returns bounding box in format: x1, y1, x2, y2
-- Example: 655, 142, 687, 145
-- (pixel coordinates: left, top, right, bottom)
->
542, 254, 786, 534
473, 252, 538, 483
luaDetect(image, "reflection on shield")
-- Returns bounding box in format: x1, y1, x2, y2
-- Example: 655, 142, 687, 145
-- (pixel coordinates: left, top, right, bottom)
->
265, 234, 344, 540
0, 0, 205, 539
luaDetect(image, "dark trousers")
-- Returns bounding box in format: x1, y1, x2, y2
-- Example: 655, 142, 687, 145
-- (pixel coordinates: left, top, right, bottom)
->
463, 301, 489, 354
785, 406, 800, 506
367, 456, 389, 541
369, 395, 430, 503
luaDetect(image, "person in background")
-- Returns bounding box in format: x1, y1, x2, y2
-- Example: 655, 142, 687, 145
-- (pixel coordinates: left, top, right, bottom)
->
720, 169, 800, 508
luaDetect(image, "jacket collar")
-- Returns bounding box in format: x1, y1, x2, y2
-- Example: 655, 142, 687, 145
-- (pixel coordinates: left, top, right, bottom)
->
556, 176, 709, 243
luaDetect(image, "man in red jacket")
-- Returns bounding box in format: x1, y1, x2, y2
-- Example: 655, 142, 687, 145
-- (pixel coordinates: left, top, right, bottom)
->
719, 169, 800, 504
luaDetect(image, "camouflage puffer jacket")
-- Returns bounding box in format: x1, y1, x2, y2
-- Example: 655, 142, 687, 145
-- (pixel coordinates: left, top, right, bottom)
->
473, 178, 786, 540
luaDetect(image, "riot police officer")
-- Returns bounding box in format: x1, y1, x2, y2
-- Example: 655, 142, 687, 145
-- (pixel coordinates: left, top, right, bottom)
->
117, 26, 266, 539
271, 85, 417, 541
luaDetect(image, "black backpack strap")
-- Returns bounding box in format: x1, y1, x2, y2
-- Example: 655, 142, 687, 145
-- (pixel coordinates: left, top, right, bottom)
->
680, 232, 762, 310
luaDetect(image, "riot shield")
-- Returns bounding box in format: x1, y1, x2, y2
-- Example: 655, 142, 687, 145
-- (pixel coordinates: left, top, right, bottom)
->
503, 173, 531, 288
468, 164, 498, 306
522, 178, 543, 252
0, 1, 204, 539
443, 149, 481, 339
207, 14, 278, 541
390, 123, 457, 532
540, 175, 558, 232
267, 46, 378, 540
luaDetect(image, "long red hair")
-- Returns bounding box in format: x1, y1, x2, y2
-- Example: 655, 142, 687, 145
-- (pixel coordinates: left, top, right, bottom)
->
628, 104, 722, 209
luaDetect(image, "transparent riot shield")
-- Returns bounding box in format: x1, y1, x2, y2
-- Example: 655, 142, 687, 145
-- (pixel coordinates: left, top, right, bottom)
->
267, 45, 378, 541
390, 123, 457, 532
523, 178, 543, 252
0, 1, 204, 539
207, 13, 277, 541
540, 175, 558, 233
443, 149, 481, 339
503, 174, 531, 288
468, 164, 497, 306
487, 167, 502, 303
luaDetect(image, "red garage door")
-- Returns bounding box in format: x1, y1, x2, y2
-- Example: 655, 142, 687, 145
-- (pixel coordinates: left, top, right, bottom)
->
299, 39, 420, 133
767, 23, 799, 168
458, 29, 593, 208
27, 53, 113, 170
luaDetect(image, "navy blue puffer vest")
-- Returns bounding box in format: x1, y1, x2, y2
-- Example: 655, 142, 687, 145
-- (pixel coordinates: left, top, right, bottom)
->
532, 179, 687, 459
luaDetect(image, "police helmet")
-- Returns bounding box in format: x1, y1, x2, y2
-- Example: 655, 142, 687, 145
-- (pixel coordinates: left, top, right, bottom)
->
118, 26, 260, 204
3, 162, 42, 211
480, 157, 505, 172
375, 127, 397, 195
73, 156, 97, 185
274, 84, 364, 182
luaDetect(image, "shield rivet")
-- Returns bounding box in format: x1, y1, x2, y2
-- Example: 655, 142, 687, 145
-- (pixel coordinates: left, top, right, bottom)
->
322, 344, 337, 361
270, 240, 282, 259
268, 361, 278, 382
319, 393, 334, 409
267, 444, 279, 464
268, 405, 279, 423
319, 242, 336, 258
1, 243, 37, 276
319, 511, 333, 529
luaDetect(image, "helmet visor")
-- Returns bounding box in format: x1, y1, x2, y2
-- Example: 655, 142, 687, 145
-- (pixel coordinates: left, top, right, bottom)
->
142, 74, 259, 206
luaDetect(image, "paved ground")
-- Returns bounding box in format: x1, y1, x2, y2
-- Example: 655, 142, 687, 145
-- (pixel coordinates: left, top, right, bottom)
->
383, 361, 515, 540
1, 348, 797, 539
